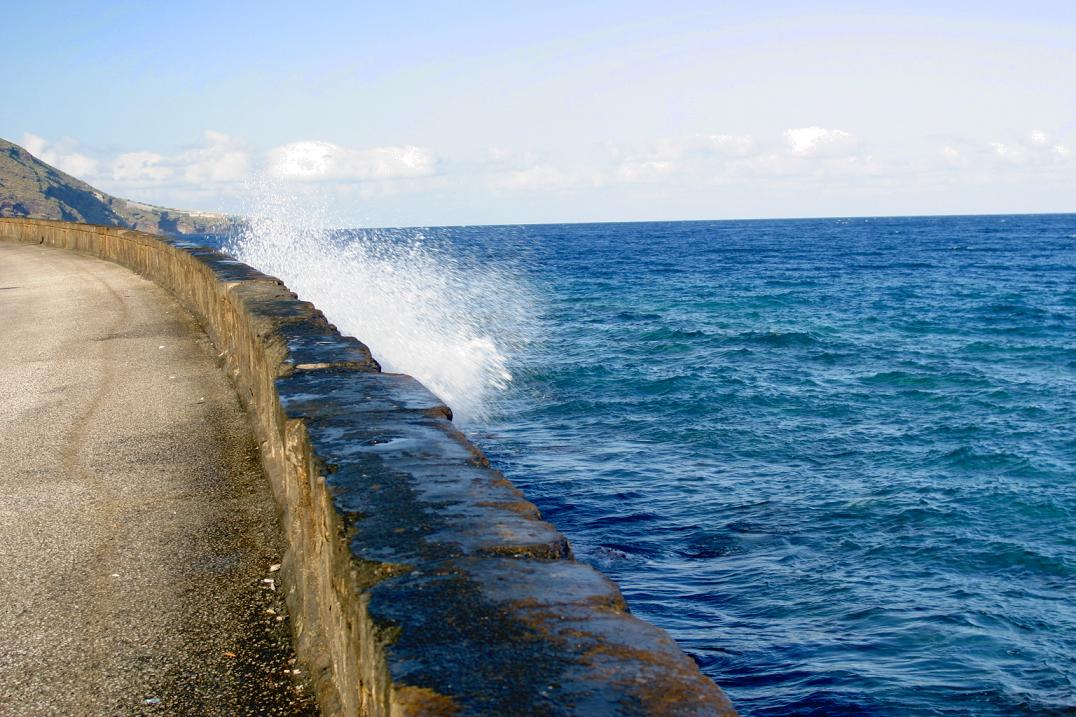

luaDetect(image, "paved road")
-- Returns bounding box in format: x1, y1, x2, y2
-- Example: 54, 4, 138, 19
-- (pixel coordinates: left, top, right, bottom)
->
0, 243, 316, 716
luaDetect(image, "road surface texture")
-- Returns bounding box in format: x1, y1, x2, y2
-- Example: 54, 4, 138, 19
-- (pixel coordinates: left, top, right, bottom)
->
0, 243, 316, 716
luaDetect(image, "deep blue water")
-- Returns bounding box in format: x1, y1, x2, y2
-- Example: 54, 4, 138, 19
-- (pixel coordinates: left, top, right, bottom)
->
434, 215, 1075, 716
217, 214, 1076, 714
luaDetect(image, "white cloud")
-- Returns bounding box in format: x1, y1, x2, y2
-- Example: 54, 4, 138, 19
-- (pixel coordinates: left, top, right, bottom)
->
609, 133, 756, 183
994, 143, 1011, 157
499, 128, 880, 191
106, 131, 250, 186
181, 131, 249, 183
486, 147, 539, 165
487, 164, 603, 191
615, 160, 676, 183
487, 147, 514, 163
17, 131, 439, 216
651, 133, 756, 160
54, 152, 98, 178
784, 127, 857, 157
266, 140, 436, 181
21, 133, 47, 157
112, 151, 173, 182
488, 164, 569, 191
21, 133, 100, 178
979, 130, 1076, 168
17, 123, 1072, 224
12, 131, 251, 188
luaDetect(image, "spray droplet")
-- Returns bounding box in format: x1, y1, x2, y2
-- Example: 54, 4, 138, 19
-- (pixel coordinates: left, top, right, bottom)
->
226, 179, 536, 423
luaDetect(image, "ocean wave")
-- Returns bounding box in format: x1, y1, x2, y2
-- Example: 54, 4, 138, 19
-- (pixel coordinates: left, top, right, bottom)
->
933, 445, 1035, 473
727, 330, 821, 348
639, 326, 709, 341
226, 179, 537, 422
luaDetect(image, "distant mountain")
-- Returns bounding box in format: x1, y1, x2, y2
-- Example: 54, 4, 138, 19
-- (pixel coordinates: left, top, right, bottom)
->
0, 137, 240, 236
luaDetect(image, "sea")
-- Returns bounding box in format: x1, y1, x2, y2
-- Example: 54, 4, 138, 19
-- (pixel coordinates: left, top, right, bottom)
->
221, 213, 1076, 716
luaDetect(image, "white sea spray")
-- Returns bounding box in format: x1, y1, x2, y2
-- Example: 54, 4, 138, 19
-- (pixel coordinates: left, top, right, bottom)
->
225, 178, 536, 423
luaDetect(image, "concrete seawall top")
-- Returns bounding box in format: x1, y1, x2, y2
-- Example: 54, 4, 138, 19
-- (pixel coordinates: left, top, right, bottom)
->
0, 218, 737, 716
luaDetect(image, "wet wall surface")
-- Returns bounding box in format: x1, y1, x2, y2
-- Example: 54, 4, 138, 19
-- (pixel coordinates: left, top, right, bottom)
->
0, 218, 736, 716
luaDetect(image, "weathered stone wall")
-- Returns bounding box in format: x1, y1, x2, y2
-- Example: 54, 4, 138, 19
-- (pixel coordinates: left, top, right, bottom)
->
0, 218, 737, 717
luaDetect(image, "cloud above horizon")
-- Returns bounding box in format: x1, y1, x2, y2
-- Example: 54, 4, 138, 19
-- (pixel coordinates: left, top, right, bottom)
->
988, 130, 1072, 166
265, 141, 436, 181
19, 132, 439, 200
5, 4, 1073, 225
784, 127, 858, 158
489, 127, 875, 193
15, 124, 1074, 222
21, 133, 100, 179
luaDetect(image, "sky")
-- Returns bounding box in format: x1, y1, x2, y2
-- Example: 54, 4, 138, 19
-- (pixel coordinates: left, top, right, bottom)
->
4, 1, 1074, 227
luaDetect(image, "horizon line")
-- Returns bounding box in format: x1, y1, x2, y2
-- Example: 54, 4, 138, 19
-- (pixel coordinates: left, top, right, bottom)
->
324, 210, 1076, 233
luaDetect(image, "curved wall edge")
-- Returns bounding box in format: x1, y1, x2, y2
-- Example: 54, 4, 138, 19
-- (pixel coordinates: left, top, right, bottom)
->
0, 218, 737, 717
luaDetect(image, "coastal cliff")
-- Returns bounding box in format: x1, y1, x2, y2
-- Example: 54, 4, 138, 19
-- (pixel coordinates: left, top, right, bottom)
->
0, 138, 239, 236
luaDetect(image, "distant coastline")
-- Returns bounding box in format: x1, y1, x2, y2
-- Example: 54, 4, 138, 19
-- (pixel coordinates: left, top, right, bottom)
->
0, 137, 242, 236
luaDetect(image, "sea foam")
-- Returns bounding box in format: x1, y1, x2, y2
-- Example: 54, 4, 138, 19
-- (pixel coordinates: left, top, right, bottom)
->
225, 179, 535, 423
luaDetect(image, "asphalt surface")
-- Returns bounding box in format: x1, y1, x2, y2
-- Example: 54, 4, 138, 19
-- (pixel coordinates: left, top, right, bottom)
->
0, 243, 317, 716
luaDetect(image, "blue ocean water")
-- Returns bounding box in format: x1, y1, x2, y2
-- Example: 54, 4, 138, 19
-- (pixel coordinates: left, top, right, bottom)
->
217, 214, 1075, 715
426, 215, 1075, 716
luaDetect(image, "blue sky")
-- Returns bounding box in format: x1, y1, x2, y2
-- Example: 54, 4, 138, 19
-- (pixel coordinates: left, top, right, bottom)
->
4, 1, 1074, 226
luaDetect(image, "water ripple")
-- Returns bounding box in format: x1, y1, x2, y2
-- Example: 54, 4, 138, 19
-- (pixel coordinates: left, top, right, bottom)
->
468, 214, 1076, 716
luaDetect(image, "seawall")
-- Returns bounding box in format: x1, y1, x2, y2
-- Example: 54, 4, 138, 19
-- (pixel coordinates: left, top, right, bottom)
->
0, 218, 737, 716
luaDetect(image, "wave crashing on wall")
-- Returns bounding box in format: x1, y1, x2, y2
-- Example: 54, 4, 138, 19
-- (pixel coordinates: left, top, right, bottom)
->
226, 180, 536, 424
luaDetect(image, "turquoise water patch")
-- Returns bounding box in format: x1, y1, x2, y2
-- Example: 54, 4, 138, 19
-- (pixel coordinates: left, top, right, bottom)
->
204, 214, 1075, 715
460, 215, 1075, 716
